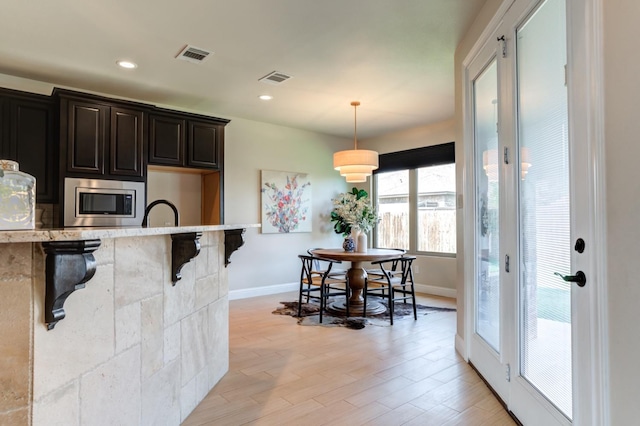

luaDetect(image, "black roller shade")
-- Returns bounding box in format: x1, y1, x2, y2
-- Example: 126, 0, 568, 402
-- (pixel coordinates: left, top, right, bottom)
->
375, 142, 455, 174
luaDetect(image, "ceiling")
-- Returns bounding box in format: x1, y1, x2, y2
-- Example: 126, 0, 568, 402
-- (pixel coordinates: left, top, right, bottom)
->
0, 0, 486, 139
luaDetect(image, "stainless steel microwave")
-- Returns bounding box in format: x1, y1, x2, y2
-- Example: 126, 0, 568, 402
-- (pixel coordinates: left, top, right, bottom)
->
64, 178, 145, 227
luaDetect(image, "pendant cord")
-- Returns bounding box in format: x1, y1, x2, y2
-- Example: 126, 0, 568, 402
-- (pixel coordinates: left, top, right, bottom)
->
352, 101, 359, 150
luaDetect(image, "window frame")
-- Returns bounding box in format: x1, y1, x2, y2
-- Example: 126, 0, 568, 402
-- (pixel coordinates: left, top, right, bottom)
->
372, 142, 456, 257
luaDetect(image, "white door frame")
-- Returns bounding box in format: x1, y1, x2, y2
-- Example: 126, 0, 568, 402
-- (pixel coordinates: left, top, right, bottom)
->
460, 0, 609, 423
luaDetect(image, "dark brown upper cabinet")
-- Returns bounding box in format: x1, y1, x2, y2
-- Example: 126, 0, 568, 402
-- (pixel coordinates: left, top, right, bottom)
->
148, 113, 185, 166
65, 99, 108, 175
58, 90, 145, 181
0, 88, 56, 203
110, 107, 144, 177
148, 110, 227, 170
188, 119, 222, 169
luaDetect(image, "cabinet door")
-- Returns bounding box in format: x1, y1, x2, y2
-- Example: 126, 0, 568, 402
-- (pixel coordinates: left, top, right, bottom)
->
148, 114, 185, 166
67, 100, 108, 175
110, 107, 144, 177
9, 97, 56, 202
188, 120, 220, 169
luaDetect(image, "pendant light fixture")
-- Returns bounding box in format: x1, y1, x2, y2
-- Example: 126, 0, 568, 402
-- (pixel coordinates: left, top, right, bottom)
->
333, 101, 379, 183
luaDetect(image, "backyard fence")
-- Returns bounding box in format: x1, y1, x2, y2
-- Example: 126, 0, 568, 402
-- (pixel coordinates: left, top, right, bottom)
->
377, 210, 456, 253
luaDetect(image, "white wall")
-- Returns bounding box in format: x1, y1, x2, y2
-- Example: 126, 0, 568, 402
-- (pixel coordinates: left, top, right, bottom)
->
147, 169, 202, 227
222, 116, 352, 293
603, 0, 640, 422
0, 73, 52, 95
361, 119, 458, 295
363, 119, 455, 154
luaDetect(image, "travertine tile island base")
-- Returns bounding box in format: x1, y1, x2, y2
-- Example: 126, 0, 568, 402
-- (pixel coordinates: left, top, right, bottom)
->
0, 224, 257, 425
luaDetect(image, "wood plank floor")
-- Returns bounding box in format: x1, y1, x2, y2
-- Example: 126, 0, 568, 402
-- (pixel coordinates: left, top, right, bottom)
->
182, 292, 516, 426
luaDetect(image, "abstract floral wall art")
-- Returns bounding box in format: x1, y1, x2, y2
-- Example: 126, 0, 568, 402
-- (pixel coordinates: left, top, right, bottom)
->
261, 170, 312, 233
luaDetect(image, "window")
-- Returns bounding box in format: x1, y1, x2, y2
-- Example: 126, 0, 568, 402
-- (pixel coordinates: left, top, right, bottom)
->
373, 143, 456, 256
376, 170, 409, 249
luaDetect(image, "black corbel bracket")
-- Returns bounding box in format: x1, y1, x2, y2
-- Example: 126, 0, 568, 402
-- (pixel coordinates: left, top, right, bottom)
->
42, 239, 101, 330
171, 232, 202, 285
224, 228, 245, 267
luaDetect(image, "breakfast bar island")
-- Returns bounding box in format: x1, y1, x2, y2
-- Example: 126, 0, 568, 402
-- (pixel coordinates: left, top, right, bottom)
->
0, 224, 258, 426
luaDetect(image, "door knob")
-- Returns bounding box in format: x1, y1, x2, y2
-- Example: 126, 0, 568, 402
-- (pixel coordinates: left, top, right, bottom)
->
554, 271, 586, 287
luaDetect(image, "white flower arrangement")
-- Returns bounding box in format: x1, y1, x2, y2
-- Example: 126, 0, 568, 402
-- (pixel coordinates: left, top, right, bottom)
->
330, 187, 380, 236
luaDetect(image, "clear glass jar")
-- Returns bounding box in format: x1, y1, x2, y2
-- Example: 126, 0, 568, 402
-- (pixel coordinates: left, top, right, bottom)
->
0, 160, 36, 230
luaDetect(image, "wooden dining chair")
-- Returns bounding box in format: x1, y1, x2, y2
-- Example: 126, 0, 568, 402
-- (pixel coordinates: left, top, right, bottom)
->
363, 255, 417, 325
298, 254, 349, 323
364, 248, 406, 279
307, 248, 346, 279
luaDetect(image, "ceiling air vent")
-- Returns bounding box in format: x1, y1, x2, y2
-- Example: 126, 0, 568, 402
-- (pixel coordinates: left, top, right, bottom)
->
176, 45, 212, 64
259, 71, 292, 85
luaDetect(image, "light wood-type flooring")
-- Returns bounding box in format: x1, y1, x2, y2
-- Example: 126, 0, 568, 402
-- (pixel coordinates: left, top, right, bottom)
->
182, 292, 516, 426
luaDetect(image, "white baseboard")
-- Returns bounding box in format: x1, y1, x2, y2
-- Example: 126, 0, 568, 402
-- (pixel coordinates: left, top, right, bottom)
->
229, 282, 456, 300
414, 284, 457, 299
229, 282, 298, 300
455, 334, 467, 360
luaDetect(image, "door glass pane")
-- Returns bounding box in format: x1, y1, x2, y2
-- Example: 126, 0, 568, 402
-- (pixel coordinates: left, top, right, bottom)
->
517, 0, 571, 418
417, 164, 456, 253
376, 170, 409, 249
474, 60, 500, 351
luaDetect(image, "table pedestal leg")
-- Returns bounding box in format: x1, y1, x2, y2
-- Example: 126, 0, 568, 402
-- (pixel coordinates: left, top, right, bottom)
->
327, 261, 386, 316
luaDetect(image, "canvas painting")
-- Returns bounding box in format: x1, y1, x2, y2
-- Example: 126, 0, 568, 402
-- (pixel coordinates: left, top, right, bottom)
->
261, 170, 312, 233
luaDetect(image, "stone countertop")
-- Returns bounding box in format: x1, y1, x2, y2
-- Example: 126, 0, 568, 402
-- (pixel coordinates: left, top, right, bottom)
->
0, 223, 260, 244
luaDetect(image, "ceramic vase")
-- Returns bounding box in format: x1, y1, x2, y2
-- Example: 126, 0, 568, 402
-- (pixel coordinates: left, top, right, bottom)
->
351, 227, 361, 251
342, 236, 355, 252
356, 230, 368, 253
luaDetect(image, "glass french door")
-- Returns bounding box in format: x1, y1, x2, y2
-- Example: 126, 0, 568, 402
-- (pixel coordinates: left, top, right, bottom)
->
469, 50, 510, 401
512, 0, 573, 421
467, 0, 595, 423
474, 59, 500, 355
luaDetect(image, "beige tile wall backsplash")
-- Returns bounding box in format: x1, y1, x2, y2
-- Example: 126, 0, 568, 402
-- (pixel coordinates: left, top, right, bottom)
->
0, 230, 228, 426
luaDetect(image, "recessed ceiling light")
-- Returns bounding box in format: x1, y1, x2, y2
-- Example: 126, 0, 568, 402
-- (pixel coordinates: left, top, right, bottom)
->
117, 60, 137, 69
259, 95, 273, 101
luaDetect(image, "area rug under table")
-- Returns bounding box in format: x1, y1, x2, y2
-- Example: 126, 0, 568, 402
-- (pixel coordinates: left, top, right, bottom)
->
272, 300, 456, 329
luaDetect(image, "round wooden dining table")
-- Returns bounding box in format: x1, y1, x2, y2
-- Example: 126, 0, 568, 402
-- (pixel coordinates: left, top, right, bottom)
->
309, 248, 405, 316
